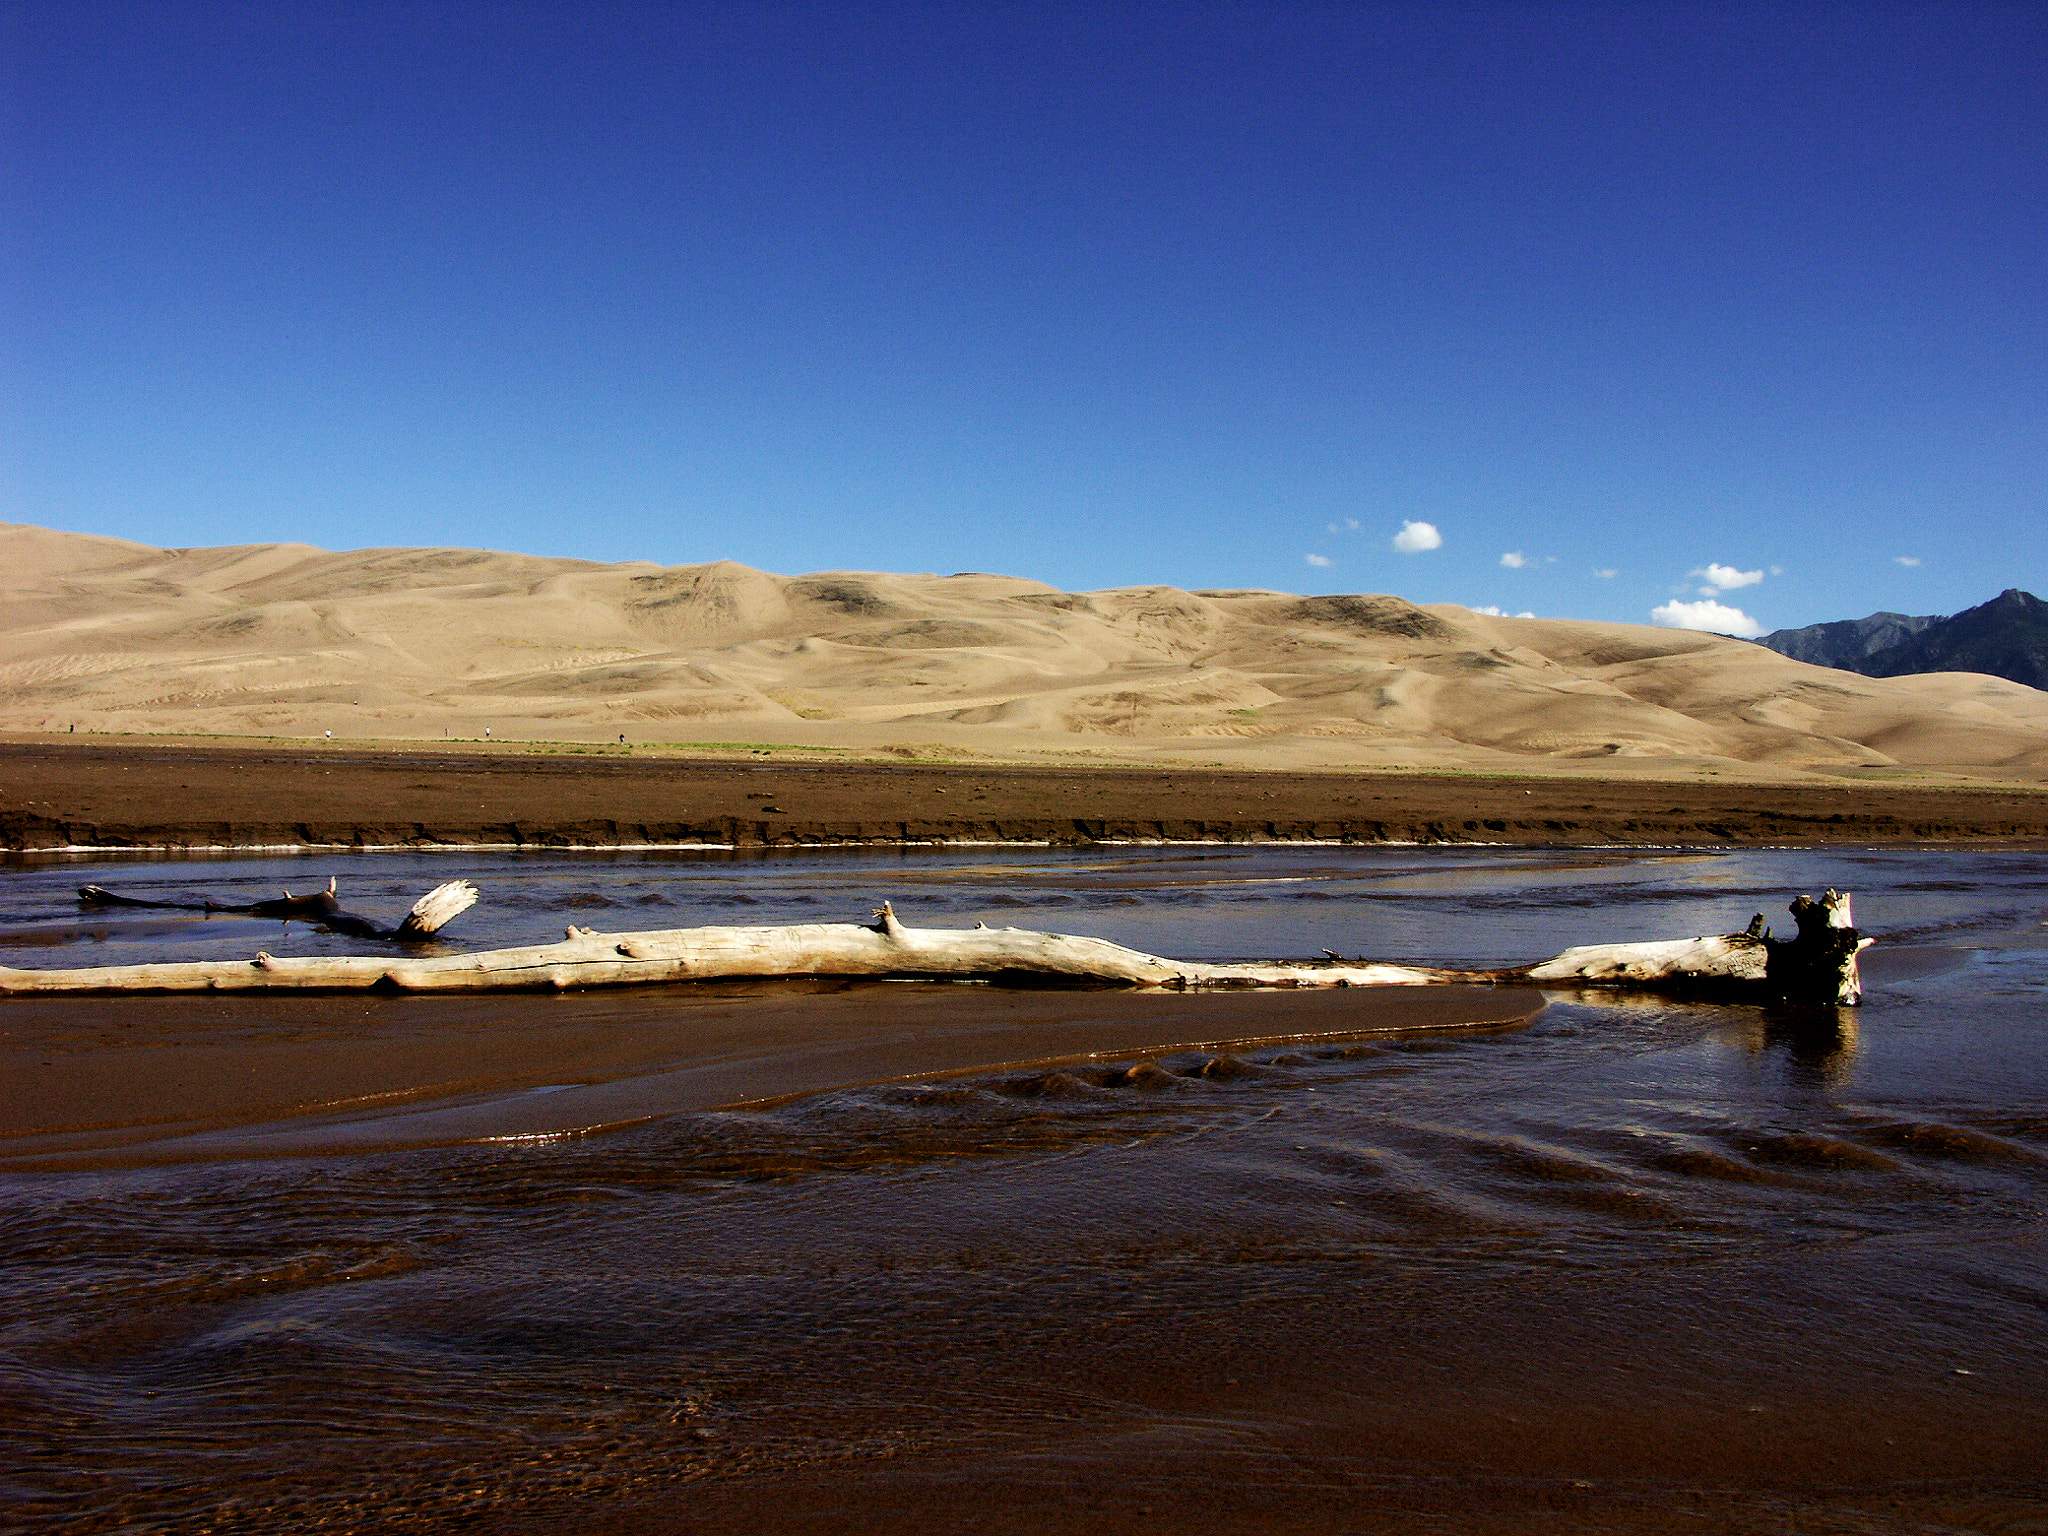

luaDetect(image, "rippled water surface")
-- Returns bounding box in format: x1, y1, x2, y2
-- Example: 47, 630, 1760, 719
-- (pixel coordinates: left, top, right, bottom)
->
4, 845, 2047, 1533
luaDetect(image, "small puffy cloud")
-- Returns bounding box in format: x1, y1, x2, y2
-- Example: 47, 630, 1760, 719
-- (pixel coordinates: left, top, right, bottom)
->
1468, 605, 1537, 618
1392, 520, 1442, 553
1652, 598, 1765, 638
1895, 555, 1921, 567
1324, 518, 1363, 534
1593, 568, 1618, 579
1693, 563, 1764, 591
1500, 551, 1527, 568
1304, 553, 1333, 567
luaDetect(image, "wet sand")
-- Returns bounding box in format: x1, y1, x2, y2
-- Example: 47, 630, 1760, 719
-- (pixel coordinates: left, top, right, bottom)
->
5, 737, 2048, 849
0, 982, 1541, 1168
583, 1260, 2048, 1536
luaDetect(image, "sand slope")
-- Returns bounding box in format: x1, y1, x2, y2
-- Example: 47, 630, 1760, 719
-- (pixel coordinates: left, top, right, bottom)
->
4, 523, 2045, 779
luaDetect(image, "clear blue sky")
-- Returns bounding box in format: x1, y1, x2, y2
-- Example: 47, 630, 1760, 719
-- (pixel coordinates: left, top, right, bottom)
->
4, 2, 2042, 635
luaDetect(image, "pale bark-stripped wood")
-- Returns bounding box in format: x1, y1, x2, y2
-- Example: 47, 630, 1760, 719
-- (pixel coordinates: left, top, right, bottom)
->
1513, 888, 1870, 1004
0, 902, 1453, 996
388, 880, 480, 940
0, 892, 1872, 1003
1524, 932, 1768, 985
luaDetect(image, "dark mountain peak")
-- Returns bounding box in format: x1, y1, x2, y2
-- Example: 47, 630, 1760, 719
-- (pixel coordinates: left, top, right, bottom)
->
1987, 587, 2045, 613
1862, 589, 2047, 690
1758, 590, 2046, 691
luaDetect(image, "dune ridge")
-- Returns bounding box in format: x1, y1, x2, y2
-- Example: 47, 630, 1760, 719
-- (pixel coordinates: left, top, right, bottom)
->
4, 523, 2045, 780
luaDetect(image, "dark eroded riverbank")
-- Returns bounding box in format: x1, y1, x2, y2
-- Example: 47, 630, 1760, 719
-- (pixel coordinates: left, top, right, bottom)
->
5, 739, 2048, 850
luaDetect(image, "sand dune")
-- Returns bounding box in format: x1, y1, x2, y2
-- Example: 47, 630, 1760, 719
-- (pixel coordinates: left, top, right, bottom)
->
4, 522, 2046, 780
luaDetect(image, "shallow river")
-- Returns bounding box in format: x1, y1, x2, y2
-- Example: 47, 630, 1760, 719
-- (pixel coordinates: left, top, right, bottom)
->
3, 845, 2046, 1533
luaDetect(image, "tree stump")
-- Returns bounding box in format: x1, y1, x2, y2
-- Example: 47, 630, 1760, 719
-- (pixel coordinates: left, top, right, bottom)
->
1763, 888, 1869, 1005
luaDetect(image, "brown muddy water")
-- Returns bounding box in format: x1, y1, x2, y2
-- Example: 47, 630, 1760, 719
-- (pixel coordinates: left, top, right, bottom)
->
2, 845, 2046, 1534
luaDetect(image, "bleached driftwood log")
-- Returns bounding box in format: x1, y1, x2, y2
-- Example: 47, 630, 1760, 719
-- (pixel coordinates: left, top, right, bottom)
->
0, 892, 1871, 1003
1516, 888, 1870, 1005
0, 901, 1451, 996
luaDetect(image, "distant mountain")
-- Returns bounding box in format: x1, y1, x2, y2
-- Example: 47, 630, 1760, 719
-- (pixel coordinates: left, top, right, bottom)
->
1759, 590, 2048, 691
1757, 611, 1937, 669
1863, 589, 2048, 691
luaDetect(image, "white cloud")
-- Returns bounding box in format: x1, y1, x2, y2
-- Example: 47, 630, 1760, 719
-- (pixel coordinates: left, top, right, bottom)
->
1392, 520, 1442, 553
1467, 605, 1537, 618
1895, 555, 1922, 567
1693, 563, 1764, 591
1304, 553, 1333, 567
1652, 598, 1765, 638
1324, 518, 1363, 534
1500, 551, 1527, 568
1593, 568, 1618, 579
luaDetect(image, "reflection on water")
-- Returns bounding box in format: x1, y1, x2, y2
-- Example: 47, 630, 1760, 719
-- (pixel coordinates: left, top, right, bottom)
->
2, 844, 2047, 1532
1746, 1002, 1862, 1091
1703, 1003, 1867, 1097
